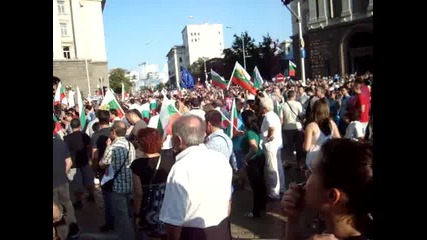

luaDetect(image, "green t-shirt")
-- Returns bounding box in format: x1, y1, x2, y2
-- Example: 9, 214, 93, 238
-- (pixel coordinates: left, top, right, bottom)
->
241, 130, 263, 158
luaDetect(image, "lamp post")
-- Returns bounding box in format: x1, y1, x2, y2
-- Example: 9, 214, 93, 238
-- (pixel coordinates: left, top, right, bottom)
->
226, 26, 248, 70
282, 0, 306, 85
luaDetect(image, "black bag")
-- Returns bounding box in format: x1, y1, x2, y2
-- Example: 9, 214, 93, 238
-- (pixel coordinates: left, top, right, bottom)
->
101, 142, 131, 192
138, 156, 166, 237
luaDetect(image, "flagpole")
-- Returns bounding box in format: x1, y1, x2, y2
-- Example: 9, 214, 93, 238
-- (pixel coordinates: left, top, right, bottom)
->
227, 62, 238, 90
218, 110, 239, 132
297, 1, 306, 85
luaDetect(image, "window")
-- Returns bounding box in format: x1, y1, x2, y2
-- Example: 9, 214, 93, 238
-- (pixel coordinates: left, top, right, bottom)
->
191, 39, 193, 42
60, 23, 68, 36
218, 31, 221, 35
219, 42, 221, 45
198, 33, 200, 35
287, 47, 291, 52
191, 33, 193, 36
57, 0, 65, 14
195, 39, 197, 42
333, 0, 342, 18
179, 57, 182, 63
315, 0, 319, 19
63, 46, 71, 59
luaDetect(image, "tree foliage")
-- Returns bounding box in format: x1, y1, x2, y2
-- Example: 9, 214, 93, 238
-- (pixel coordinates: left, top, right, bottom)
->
184, 32, 290, 84
109, 68, 134, 93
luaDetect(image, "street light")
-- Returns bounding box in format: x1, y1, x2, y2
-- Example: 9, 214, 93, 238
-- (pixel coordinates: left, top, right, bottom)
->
226, 26, 248, 70
281, 0, 306, 85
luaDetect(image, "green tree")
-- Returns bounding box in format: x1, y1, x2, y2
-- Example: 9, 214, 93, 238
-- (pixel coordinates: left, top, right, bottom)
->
109, 68, 134, 93
189, 58, 208, 83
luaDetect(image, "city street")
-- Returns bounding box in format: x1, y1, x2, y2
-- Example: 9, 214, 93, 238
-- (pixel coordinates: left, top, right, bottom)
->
75, 165, 304, 240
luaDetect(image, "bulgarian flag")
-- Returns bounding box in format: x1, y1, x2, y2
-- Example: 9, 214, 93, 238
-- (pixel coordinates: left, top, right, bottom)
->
100, 88, 125, 118
53, 114, 63, 134
149, 99, 157, 110
76, 86, 87, 130
54, 82, 66, 105
227, 62, 257, 95
211, 69, 228, 90
252, 66, 264, 89
289, 60, 297, 77
157, 96, 181, 138
140, 103, 151, 119
227, 98, 239, 138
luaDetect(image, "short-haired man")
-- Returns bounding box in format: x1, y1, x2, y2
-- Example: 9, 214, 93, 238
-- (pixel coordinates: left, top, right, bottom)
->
100, 121, 136, 240
64, 118, 94, 209
126, 109, 147, 148
204, 110, 236, 171
259, 97, 285, 199
160, 115, 233, 240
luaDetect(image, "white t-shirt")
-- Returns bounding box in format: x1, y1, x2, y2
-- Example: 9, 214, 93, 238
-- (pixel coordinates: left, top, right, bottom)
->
281, 100, 303, 130
261, 111, 283, 149
185, 108, 205, 120
159, 144, 232, 228
345, 121, 365, 140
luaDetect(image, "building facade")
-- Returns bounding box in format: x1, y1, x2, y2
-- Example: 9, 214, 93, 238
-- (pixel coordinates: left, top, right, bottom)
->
182, 24, 225, 65
166, 45, 187, 88
53, 0, 109, 96
289, 0, 373, 78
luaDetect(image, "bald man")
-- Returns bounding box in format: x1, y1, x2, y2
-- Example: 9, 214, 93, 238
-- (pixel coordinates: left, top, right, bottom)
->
160, 115, 233, 240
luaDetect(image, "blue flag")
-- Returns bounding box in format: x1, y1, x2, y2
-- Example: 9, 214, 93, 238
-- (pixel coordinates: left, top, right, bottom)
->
180, 67, 195, 89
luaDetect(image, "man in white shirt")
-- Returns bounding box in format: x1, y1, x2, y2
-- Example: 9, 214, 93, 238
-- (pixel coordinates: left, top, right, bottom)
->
260, 97, 285, 199
280, 90, 304, 169
185, 98, 205, 120
159, 115, 232, 240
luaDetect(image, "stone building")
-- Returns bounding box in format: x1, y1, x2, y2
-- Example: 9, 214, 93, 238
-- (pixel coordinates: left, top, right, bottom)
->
53, 0, 109, 96
289, 0, 373, 78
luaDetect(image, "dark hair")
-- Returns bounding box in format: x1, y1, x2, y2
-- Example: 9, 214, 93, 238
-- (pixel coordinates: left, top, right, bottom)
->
346, 109, 361, 122
110, 109, 118, 116
319, 139, 373, 238
190, 97, 200, 108
92, 122, 100, 132
137, 128, 162, 154
112, 121, 127, 137
205, 110, 222, 128
53, 76, 61, 86
309, 98, 331, 135
98, 110, 110, 125
287, 90, 296, 99
70, 119, 81, 129
241, 110, 259, 134
127, 109, 142, 119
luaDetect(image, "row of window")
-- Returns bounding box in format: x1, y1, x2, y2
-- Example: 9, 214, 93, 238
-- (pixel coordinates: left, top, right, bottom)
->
57, 0, 66, 14
60, 23, 68, 37
190, 31, 221, 37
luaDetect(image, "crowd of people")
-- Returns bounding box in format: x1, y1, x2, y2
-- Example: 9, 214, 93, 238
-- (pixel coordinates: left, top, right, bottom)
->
52, 73, 373, 240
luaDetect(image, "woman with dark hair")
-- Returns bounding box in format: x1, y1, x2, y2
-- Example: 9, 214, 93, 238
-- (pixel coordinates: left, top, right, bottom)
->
303, 98, 340, 169
130, 128, 174, 239
282, 139, 373, 240
241, 110, 267, 218
344, 110, 365, 141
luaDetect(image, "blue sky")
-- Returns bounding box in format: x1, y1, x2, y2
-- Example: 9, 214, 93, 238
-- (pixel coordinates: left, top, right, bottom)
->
103, 0, 293, 71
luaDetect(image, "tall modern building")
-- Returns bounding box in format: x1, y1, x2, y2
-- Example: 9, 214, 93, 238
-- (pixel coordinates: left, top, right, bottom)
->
53, 0, 109, 96
182, 24, 225, 65
289, 0, 373, 77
